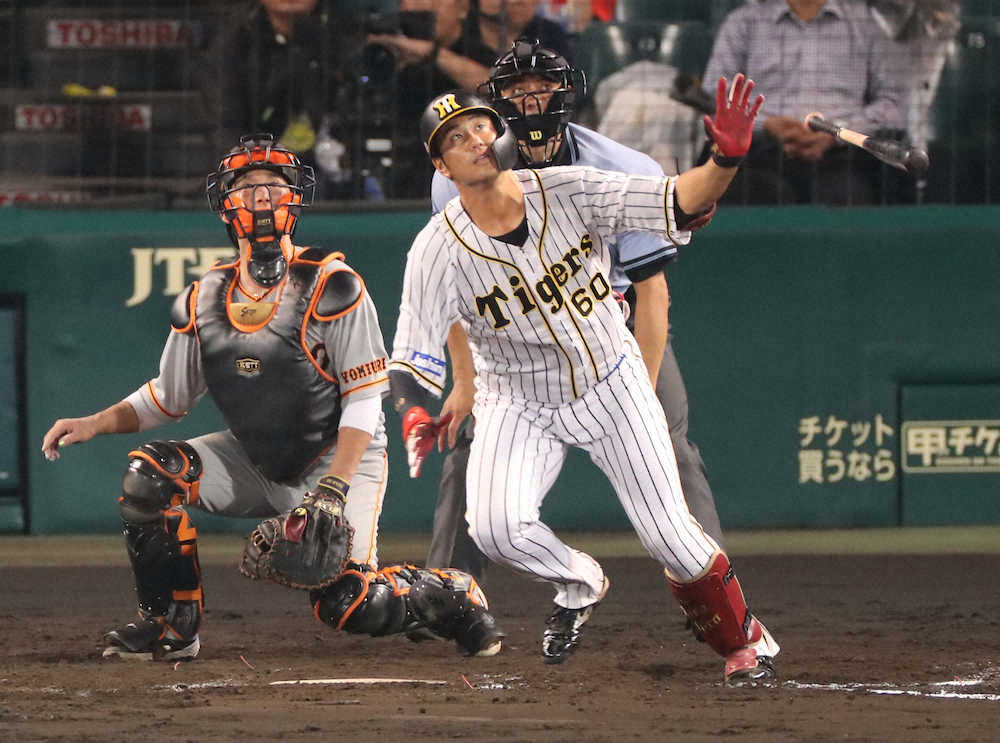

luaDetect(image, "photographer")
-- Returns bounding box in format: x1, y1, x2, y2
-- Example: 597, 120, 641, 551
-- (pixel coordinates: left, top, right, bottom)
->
204, 0, 364, 194
365, 0, 497, 197
473, 0, 573, 60
367, 0, 495, 92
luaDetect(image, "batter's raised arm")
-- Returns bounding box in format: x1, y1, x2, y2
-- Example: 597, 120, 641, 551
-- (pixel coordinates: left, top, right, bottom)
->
577, 77, 760, 246
674, 74, 764, 215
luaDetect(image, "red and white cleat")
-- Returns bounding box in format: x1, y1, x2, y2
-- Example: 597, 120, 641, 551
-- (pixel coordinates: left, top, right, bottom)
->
724, 619, 779, 687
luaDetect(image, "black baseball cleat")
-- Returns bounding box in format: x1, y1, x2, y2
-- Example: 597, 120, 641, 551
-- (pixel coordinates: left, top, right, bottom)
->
455, 606, 505, 657
102, 602, 201, 662
404, 627, 441, 644
541, 605, 594, 664
103, 617, 200, 662
540, 578, 609, 665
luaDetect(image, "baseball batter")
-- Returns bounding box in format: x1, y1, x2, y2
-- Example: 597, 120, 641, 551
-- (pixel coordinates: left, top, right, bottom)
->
41, 135, 502, 662
389, 81, 780, 684
421, 40, 725, 589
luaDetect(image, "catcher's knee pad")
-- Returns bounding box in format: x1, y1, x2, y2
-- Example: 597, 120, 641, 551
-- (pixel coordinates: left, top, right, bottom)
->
122, 507, 203, 621
311, 565, 502, 655
667, 552, 772, 659
121, 440, 202, 522
311, 565, 411, 637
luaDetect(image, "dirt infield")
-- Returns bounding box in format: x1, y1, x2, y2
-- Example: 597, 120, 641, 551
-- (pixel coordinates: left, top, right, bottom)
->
2, 534, 999, 742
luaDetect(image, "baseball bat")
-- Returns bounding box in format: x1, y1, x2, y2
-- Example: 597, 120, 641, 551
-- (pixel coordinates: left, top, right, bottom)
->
804, 112, 929, 177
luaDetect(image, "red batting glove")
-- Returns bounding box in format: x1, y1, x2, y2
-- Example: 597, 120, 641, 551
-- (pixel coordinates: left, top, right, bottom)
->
612, 291, 631, 324
703, 74, 764, 164
402, 407, 452, 478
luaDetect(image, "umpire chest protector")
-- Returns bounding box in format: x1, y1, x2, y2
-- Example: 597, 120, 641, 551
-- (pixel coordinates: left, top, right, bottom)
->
174, 248, 357, 484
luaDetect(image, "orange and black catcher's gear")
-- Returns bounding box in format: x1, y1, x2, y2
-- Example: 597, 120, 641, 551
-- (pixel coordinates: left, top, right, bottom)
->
118, 440, 205, 645
419, 91, 519, 171
205, 133, 317, 286
480, 37, 586, 166
311, 564, 504, 656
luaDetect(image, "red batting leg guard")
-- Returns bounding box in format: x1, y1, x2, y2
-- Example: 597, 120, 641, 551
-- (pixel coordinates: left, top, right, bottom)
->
667, 552, 763, 658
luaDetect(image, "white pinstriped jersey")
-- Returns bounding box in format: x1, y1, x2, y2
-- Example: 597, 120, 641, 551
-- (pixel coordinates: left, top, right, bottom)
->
390, 166, 690, 405
431, 123, 676, 292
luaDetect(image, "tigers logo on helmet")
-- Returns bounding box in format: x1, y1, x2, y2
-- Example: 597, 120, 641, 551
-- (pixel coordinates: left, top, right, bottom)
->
418, 91, 520, 170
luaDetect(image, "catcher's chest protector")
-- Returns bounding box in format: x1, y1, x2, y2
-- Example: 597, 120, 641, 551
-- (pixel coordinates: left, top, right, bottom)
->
194, 260, 342, 484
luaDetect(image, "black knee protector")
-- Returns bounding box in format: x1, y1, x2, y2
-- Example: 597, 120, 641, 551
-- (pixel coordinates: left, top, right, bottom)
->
119, 441, 204, 619
406, 567, 503, 656
121, 440, 202, 521
311, 565, 503, 655
311, 565, 413, 637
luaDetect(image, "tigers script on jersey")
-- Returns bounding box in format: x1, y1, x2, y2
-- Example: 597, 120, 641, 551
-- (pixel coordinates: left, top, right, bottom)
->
390, 165, 690, 405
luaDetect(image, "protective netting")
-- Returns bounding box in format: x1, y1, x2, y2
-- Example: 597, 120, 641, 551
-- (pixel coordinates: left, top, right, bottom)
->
0, 1, 995, 206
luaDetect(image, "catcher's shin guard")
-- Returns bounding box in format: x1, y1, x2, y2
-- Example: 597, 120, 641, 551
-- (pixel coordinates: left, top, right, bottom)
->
667, 552, 778, 682
118, 442, 204, 635
311, 565, 503, 656
312, 566, 411, 636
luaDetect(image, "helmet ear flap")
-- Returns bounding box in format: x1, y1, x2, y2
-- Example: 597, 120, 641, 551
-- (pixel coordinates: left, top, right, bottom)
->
490, 115, 520, 171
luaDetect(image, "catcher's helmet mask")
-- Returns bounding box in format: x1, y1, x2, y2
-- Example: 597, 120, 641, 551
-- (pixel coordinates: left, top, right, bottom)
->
205, 133, 316, 287
419, 91, 519, 172
481, 37, 586, 167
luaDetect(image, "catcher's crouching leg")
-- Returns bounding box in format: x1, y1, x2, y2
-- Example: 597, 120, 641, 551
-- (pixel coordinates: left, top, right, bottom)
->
310, 565, 504, 656
667, 552, 780, 687
104, 441, 204, 662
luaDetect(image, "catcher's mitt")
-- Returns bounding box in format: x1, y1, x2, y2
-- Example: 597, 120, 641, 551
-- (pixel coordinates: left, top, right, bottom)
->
240, 475, 354, 590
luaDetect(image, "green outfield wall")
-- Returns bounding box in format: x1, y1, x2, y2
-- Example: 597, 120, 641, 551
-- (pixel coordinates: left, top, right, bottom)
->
1, 205, 998, 535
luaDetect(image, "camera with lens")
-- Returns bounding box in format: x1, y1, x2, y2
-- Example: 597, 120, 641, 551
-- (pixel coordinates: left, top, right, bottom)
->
361, 10, 435, 85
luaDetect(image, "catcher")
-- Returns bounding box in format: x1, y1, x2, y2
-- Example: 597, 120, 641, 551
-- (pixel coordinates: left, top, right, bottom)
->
40, 133, 503, 662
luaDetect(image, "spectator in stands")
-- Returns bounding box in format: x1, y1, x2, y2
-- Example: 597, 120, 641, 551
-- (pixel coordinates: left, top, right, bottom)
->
591, 23, 703, 174
870, 1, 958, 156
702, 0, 904, 205
471, 0, 575, 60
366, 0, 498, 197
536, 0, 594, 33
369, 0, 496, 92
204, 0, 362, 194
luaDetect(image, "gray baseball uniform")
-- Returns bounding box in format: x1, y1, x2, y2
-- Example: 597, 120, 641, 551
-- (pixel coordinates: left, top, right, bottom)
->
125, 249, 389, 567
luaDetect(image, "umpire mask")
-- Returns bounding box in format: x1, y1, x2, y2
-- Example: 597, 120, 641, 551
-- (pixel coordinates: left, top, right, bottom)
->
482, 38, 584, 167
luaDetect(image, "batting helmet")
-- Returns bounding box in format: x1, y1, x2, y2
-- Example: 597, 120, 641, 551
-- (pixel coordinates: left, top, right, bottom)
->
481, 38, 586, 166
418, 90, 519, 170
